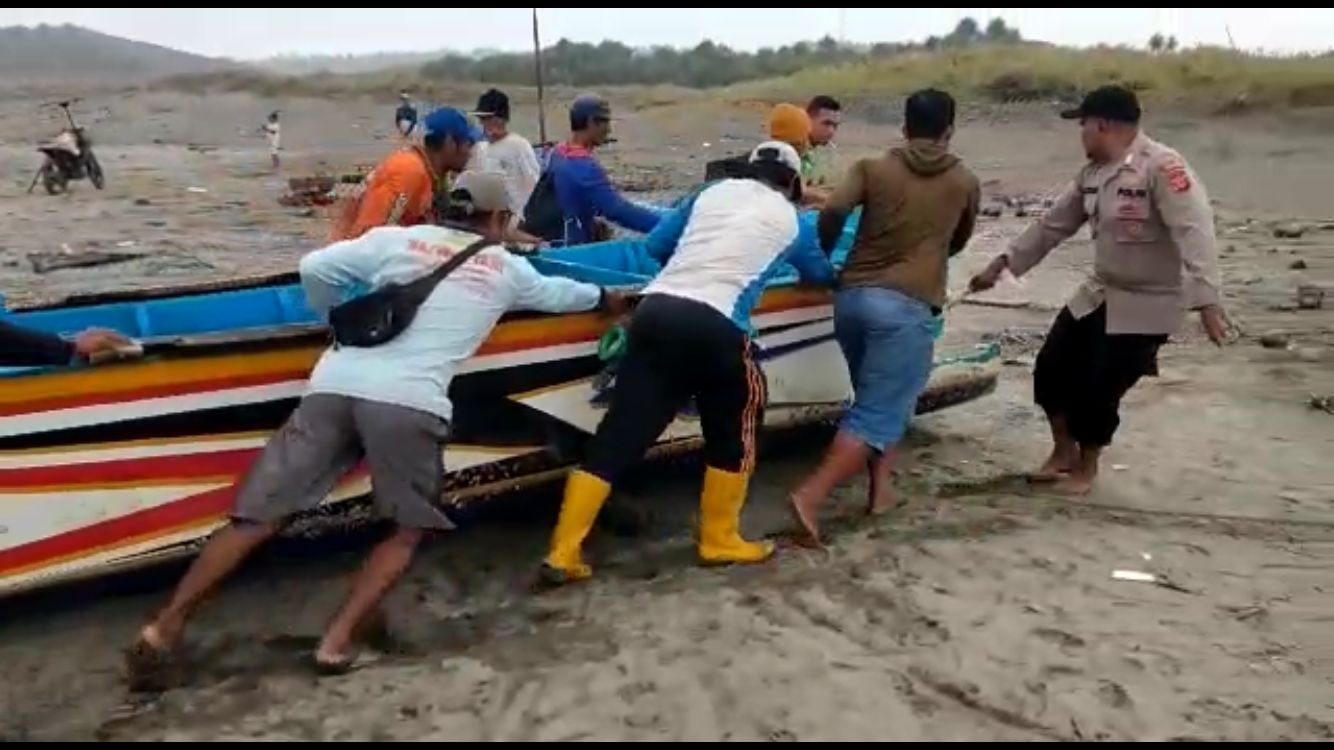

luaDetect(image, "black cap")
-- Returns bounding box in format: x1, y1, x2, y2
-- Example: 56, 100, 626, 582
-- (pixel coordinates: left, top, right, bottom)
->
1060, 85, 1141, 124
472, 88, 510, 121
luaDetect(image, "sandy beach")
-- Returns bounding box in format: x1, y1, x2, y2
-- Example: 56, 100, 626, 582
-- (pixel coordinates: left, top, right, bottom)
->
0, 89, 1331, 741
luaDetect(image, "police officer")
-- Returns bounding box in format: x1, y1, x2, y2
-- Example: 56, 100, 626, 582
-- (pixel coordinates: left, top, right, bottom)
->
969, 84, 1227, 495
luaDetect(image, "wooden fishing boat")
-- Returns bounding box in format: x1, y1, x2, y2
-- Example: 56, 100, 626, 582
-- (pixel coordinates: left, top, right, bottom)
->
0, 222, 1000, 597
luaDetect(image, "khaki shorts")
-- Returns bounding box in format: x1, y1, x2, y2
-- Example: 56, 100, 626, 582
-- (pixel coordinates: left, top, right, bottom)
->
232, 393, 455, 530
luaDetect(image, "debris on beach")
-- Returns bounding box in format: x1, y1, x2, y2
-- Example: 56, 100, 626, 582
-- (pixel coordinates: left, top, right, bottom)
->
1259, 331, 1291, 350
614, 166, 672, 193
1111, 569, 1156, 583
1296, 284, 1324, 310
28, 247, 147, 274
982, 327, 1048, 352
279, 173, 367, 208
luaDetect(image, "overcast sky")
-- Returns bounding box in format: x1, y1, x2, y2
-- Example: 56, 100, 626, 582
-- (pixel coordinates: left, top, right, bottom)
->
3, 8, 1330, 59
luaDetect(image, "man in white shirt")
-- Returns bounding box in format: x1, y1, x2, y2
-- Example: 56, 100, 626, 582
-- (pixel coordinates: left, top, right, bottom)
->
540, 142, 836, 587
127, 172, 621, 685
468, 89, 543, 222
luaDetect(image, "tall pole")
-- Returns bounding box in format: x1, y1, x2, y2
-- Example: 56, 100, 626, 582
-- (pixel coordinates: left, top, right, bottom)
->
533, 8, 548, 146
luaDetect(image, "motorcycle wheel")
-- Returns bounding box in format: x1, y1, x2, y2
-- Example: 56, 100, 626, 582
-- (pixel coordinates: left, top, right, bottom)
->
41, 160, 67, 195
86, 152, 105, 190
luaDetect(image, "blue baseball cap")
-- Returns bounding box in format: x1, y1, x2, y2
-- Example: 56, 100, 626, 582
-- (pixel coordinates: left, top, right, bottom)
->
570, 94, 613, 123
421, 107, 482, 144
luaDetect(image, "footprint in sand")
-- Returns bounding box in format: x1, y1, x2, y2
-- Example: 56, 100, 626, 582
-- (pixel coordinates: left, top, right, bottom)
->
1098, 680, 1134, 710
1031, 627, 1086, 650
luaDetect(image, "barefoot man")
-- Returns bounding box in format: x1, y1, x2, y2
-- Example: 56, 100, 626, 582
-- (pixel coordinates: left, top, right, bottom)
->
127, 172, 621, 684
789, 89, 980, 545
969, 85, 1227, 495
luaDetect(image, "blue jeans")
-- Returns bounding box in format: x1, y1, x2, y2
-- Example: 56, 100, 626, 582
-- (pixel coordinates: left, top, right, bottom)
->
834, 286, 936, 453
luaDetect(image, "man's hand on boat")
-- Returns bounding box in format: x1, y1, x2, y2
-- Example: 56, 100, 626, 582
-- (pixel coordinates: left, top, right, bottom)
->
598, 289, 631, 318
72, 328, 140, 363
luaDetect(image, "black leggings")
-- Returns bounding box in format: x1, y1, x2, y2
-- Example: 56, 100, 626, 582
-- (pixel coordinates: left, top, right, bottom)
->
583, 294, 766, 482
1033, 305, 1167, 448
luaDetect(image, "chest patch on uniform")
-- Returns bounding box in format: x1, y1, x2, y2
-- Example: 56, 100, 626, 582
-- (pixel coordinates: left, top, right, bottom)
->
1161, 161, 1192, 193
1115, 185, 1151, 218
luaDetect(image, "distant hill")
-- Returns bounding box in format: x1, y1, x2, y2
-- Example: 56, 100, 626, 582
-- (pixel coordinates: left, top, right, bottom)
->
0, 24, 235, 83
261, 50, 447, 76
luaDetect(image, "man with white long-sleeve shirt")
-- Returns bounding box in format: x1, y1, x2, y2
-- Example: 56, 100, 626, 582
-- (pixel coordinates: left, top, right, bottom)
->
128, 173, 622, 685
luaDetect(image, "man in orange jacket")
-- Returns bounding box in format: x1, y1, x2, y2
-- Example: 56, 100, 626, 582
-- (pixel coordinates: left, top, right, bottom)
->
331, 107, 479, 241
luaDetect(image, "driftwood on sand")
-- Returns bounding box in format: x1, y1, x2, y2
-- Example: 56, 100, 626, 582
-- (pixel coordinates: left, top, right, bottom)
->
28, 250, 146, 274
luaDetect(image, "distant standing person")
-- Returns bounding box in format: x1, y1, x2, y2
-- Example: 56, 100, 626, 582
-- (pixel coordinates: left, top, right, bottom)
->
263, 111, 281, 170
969, 85, 1228, 495
468, 89, 543, 224
395, 92, 418, 138
789, 89, 980, 545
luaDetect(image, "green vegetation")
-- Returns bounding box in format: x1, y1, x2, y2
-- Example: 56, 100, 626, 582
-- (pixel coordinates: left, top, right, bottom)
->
419, 18, 1024, 89
736, 45, 1334, 113
156, 17, 1334, 116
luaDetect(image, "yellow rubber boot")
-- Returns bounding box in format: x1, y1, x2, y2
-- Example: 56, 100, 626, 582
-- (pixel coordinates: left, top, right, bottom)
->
697, 467, 775, 566
539, 470, 612, 586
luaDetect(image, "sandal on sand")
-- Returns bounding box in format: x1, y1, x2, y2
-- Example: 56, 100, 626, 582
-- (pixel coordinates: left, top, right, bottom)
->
311, 651, 379, 677
123, 637, 176, 693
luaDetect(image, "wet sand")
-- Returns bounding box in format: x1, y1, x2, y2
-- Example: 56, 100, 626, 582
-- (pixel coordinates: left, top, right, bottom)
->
1, 91, 1332, 741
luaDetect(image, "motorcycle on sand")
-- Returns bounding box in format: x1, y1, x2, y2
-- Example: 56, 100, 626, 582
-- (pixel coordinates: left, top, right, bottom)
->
27, 99, 105, 196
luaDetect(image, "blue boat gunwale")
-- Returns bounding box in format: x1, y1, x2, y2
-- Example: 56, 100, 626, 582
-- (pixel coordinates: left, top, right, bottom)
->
0, 209, 864, 377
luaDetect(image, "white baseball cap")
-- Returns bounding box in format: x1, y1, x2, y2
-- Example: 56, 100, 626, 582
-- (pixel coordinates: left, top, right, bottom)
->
748, 140, 802, 174
451, 171, 511, 213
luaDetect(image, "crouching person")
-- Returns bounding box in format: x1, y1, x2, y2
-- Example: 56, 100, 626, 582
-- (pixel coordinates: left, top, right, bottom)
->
539, 141, 836, 587
127, 172, 622, 684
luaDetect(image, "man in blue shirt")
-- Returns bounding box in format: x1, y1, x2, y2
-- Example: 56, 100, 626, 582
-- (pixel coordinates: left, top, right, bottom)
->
540, 141, 836, 587
530, 95, 661, 245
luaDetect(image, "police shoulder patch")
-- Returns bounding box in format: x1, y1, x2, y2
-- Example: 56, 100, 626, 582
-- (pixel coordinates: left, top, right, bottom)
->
1160, 159, 1192, 194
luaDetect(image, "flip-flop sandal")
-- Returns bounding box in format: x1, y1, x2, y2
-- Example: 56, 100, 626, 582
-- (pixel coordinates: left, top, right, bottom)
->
123, 637, 176, 693
311, 651, 379, 677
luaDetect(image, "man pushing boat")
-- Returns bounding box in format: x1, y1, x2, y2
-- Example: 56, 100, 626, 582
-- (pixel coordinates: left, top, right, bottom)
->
127, 172, 625, 684
538, 141, 836, 587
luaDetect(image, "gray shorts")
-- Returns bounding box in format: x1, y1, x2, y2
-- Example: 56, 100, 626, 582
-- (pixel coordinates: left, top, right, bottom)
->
232, 393, 455, 530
